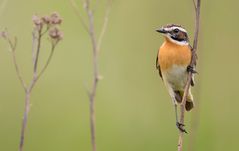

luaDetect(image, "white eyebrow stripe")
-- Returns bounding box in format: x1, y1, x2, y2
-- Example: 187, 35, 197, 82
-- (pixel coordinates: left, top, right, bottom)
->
164, 26, 187, 33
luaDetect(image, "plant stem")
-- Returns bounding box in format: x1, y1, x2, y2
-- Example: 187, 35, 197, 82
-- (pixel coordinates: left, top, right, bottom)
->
69, 1, 111, 150
19, 91, 31, 151
88, 8, 99, 151
33, 30, 42, 73
177, 0, 201, 150
89, 88, 97, 151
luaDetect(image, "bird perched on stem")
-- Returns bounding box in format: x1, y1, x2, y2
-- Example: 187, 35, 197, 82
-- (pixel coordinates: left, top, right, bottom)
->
156, 24, 197, 133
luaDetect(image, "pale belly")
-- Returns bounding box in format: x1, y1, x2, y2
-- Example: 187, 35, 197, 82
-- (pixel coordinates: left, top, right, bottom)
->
162, 65, 188, 91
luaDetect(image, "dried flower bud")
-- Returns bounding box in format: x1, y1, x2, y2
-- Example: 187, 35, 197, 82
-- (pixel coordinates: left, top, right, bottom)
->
49, 27, 63, 40
32, 15, 43, 26
50, 12, 62, 25
42, 16, 50, 24
32, 15, 43, 30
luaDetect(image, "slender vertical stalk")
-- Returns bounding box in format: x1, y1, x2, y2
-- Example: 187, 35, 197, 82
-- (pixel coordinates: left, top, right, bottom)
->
33, 30, 42, 73
19, 91, 31, 151
177, 0, 201, 151
86, 3, 99, 151
69, 1, 111, 151
89, 90, 97, 151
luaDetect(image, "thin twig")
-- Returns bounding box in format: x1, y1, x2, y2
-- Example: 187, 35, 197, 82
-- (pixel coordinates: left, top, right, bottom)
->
40, 26, 50, 36
36, 43, 56, 82
4, 35, 32, 151
69, 0, 90, 33
32, 30, 37, 64
177, 0, 201, 151
97, 0, 111, 53
70, 1, 111, 151
85, 1, 98, 151
7, 37, 27, 92
33, 29, 42, 74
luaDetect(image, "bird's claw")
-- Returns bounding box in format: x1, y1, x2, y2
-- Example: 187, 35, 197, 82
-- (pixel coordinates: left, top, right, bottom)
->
176, 122, 188, 133
187, 65, 197, 74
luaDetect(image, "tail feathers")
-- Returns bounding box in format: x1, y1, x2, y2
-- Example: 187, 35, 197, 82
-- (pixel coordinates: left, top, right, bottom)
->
174, 91, 182, 103
185, 100, 194, 111
174, 90, 194, 111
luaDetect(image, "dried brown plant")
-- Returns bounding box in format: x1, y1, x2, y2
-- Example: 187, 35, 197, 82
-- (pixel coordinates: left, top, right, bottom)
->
1, 12, 63, 151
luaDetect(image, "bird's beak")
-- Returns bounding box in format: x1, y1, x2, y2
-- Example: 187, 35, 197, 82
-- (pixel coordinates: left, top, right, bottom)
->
156, 28, 167, 34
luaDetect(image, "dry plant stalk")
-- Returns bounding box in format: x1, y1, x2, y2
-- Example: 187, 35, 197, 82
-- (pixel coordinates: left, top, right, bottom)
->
1, 12, 63, 151
177, 0, 201, 151
69, 0, 111, 151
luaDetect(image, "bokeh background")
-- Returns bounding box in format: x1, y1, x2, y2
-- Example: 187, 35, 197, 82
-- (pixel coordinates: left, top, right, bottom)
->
0, 0, 239, 151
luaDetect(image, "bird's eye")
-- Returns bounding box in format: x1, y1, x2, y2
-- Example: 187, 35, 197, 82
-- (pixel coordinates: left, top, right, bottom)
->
173, 28, 179, 33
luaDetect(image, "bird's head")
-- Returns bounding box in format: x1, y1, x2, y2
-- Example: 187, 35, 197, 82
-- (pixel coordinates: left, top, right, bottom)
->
156, 24, 189, 46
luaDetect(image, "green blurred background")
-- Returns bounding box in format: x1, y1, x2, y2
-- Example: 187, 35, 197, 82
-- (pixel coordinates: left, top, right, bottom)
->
0, 0, 239, 150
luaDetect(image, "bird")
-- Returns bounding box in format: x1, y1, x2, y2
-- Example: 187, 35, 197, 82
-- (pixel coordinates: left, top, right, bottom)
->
155, 24, 197, 133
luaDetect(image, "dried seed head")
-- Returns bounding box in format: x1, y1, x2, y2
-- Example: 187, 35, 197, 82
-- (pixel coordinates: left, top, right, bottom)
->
50, 12, 62, 25
49, 26, 63, 41
31, 12, 63, 46
42, 16, 50, 24
32, 15, 43, 30
32, 15, 43, 26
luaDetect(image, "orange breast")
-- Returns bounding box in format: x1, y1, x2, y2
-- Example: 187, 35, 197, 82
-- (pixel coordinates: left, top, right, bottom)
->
158, 38, 191, 71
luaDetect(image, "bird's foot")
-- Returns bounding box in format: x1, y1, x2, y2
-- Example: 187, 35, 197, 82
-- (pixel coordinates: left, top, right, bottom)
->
187, 65, 197, 74
176, 122, 188, 133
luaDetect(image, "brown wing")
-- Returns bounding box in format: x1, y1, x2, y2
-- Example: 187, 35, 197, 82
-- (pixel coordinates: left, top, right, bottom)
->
156, 52, 162, 79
